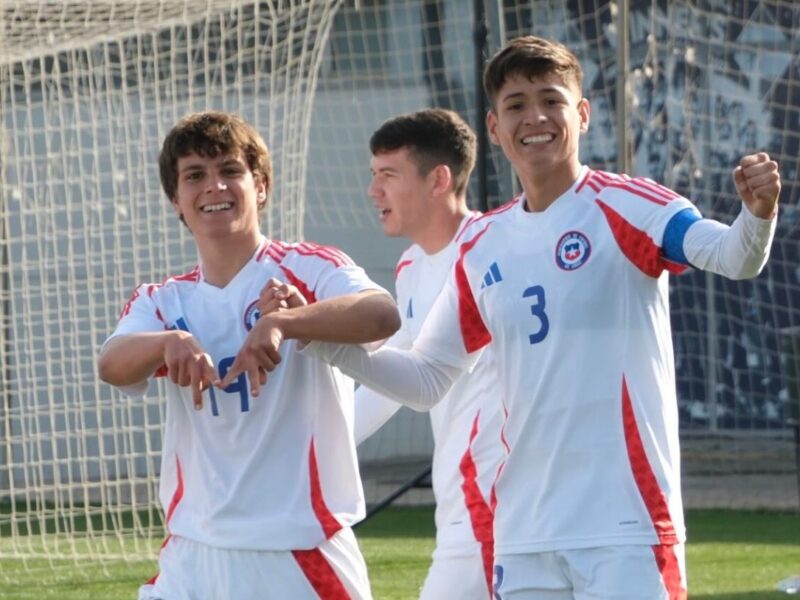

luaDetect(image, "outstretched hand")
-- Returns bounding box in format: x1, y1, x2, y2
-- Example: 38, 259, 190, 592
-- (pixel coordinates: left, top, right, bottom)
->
163, 330, 220, 410
733, 152, 780, 219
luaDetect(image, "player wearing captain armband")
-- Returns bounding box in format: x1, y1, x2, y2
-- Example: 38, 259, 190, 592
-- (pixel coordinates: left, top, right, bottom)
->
97, 110, 399, 600
302, 36, 780, 600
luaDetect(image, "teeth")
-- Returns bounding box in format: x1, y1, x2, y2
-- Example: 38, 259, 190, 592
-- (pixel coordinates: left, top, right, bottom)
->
202, 202, 232, 213
522, 134, 553, 145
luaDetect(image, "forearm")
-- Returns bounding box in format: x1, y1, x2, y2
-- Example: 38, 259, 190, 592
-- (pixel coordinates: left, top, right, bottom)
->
684, 204, 776, 280
267, 290, 400, 344
305, 342, 460, 411
97, 332, 174, 386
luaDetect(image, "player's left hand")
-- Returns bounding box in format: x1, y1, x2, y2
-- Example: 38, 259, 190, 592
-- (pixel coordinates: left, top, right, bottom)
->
257, 278, 307, 315
218, 315, 284, 398
733, 152, 780, 219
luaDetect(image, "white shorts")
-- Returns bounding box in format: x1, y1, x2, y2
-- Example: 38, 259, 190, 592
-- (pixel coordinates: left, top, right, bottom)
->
419, 551, 493, 600
493, 543, 686, 600
138, 528, 372, 600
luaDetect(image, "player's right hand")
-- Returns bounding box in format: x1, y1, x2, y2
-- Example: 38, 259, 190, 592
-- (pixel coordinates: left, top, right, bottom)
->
218, 315, 284, 398
163, 330, 220, 410
257, 277, 307, 315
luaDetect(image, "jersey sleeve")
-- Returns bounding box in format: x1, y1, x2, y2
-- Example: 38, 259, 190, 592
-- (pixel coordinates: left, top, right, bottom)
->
106, 284, 169, 341
101, 284, 169, 397
593, 177, 699, 277
680, 202, 776, 279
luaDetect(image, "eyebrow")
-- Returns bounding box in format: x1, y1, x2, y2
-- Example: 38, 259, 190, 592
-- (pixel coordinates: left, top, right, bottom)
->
371, 166, 399, 175
500, 86, 568, 103
179, 157, 245, 174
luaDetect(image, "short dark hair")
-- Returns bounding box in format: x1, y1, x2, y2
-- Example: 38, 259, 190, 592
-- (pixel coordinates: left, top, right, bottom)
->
369, 108, 476, 197
483, 36, 584, 109
159, 111, 272, 211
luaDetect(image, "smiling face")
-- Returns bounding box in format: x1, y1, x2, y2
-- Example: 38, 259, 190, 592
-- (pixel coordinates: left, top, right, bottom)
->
171, 152, 266, 243
368, 147, 437, 240
487, 72, 589, 183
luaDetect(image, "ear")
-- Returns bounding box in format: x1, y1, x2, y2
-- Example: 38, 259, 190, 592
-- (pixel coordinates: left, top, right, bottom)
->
170, 197, 181, 216
256, 178, 268, 208
486, 110, 501, 146
430, 164, 453, 196
578, 97, 591, 134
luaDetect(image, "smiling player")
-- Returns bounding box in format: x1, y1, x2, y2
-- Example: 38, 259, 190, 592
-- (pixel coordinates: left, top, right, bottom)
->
97, 110, 399, 600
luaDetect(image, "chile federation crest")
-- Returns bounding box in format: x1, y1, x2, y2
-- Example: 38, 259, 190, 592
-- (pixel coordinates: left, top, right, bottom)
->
555, 231, 591, 271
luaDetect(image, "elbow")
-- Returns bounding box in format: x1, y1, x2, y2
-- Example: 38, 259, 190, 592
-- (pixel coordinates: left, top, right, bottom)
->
97, 351, 121, 385
375, 297, 401, 340
359, 292, 401, 342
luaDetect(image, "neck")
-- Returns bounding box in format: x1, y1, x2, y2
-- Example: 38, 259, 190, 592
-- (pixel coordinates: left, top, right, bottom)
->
519, 159, 582, 212
196, 231, 262, 288
415, 198, 471, 255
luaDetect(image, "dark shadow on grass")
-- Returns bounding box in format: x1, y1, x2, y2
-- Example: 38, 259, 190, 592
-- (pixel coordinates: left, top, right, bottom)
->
686, 509, 800, 545
355, 505, 434, 538
690, 592, 786, 599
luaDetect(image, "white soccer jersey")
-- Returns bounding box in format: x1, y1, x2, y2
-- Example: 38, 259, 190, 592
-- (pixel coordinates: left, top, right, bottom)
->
415, 166, 700, 555
106, 238, 383, 551
354, 214, 504, 573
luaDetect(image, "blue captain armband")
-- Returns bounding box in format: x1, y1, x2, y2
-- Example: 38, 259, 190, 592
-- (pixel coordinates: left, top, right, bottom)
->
662, 208, 702, 266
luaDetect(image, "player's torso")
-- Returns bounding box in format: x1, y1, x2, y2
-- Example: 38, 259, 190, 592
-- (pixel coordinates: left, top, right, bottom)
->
463, 179, 684, 551
147, 244, 363, 549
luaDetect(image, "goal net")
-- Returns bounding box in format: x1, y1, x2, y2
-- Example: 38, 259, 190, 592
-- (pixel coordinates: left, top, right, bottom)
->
304, 0, 800, 513
0, 0, 342, 581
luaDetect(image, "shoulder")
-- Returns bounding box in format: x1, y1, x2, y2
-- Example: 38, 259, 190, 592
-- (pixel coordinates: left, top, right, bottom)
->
395, 244, 422, 279
131, 266, 201, 298
263, 240, 356, 270
580, 169, 684, 207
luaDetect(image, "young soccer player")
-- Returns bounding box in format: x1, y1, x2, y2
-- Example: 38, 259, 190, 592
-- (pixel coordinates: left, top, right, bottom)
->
97, 110, 399, 600
359, 109, 503, 598
301, 36, 781, 599
257, 109, 504, 599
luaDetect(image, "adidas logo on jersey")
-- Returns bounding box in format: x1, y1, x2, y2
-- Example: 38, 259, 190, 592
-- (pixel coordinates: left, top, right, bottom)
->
480, 262, 503, 288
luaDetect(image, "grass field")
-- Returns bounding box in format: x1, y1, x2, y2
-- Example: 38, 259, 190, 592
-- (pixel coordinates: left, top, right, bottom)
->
1, 507, 798, 599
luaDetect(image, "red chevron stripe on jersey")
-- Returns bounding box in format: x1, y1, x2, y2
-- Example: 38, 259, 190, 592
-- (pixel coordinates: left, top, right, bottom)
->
395, 259, 413, 278
280, 265, 317, 304
596, 200, 687, 277
455, 225, 493, 353
308, 439, 343, 540
458, 411, 495, 598
292, 548, 352, 599
652, 543, 688, 599
266, 240, 353, 267
621, 378, 678, 545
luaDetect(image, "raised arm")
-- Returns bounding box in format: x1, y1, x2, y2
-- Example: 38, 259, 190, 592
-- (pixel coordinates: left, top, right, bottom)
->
662, 152, 780, 280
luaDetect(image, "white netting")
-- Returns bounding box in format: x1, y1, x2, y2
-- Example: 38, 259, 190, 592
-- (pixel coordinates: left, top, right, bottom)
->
0, 0, 342, 580
303, 0, 799, 512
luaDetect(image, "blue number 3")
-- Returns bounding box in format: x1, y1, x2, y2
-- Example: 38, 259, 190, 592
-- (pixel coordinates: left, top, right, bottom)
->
522, 285, 549, 344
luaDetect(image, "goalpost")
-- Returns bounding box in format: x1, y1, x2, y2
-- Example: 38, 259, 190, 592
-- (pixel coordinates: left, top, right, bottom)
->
0, 0, 343, 579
